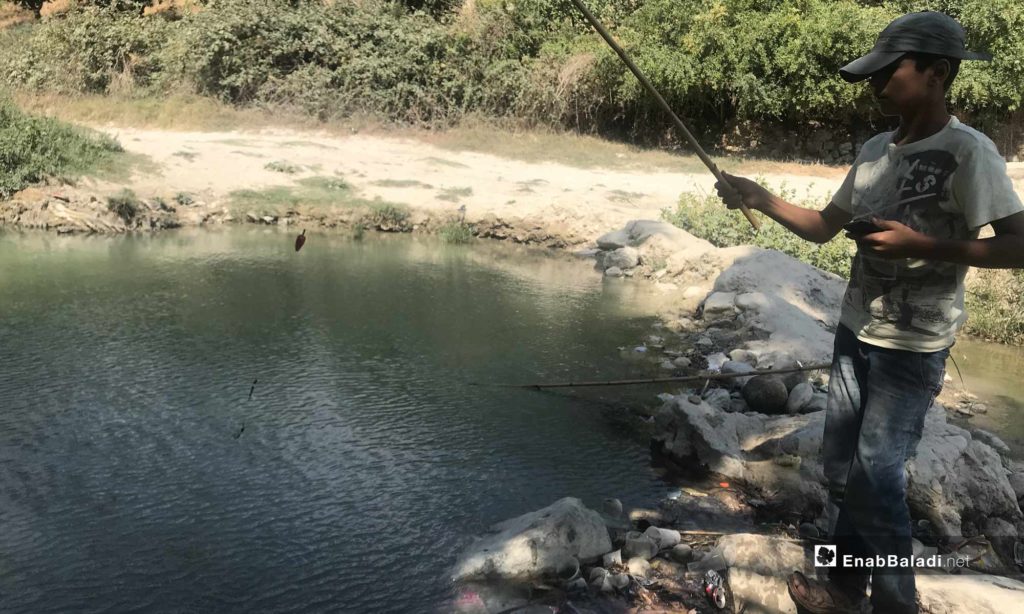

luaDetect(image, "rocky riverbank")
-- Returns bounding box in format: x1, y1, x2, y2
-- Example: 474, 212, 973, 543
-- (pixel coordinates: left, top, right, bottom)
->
449, 219, 1024, 613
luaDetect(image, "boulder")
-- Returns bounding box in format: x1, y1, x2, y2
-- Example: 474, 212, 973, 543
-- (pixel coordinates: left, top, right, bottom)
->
721, 360, 757, 389
451, 497, 612, 582
603, 246, 639, 270
604, 266, 623, 277
972, 429, 1011, 457
596, 228, 629, 250
622, 531, 658, 560
735, 292, 770, 312
703, 292, 737, 319
785, 382, 814, 414
742, 375, 790, 414
718, 534, 803, 614
917, 573, 1024, 614
670, 543, 694, 564
652, 396, 827, 516
704, 388, 732, 412
712, 534, 1024, 614
905, 406, 1022, 540
1009, 472, 1024, 502
729, 348, 758, 365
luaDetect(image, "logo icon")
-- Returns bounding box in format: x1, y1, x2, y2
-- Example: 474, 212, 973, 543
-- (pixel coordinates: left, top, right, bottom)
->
815, 545, 837, 567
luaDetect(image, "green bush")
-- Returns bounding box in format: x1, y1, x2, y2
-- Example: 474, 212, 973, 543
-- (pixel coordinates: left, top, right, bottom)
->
107, 188, 141, 222
2, 0, 1022, 142
438, 219, 473, 244
0, 98, 123, 198
662, 187, 855, 278
963, 268, 1024, 345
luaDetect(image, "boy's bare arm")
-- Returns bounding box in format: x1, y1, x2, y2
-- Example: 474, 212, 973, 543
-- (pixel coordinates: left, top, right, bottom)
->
858, 211, 1024, 268
715, 173, 851, 243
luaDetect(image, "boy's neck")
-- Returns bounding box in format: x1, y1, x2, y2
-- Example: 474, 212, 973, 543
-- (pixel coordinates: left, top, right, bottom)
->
894, 101, 951, 146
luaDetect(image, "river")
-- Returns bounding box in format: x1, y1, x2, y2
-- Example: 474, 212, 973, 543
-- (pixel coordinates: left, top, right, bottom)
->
0, 228, 678, 614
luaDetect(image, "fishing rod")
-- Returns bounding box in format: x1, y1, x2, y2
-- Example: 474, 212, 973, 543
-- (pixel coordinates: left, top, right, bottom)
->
475, 362, 831, 390
567, 0, 760, 231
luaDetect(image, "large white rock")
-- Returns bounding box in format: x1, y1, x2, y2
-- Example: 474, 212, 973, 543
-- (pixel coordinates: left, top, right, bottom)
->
712, 247, 844, 364
596, 228, 629, 250
906, 406, 1023, 540
718, 534, 803, 614
714, 534, 1024, 614
603, 246, 640, 270
451, 497, 612, 582
703, 292, 737, 318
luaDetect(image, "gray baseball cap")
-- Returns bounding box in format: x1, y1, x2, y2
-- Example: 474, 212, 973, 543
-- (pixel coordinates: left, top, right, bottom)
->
840, 11, 992, 83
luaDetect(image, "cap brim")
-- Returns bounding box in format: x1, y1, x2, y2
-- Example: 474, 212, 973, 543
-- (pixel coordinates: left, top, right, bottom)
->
959, 50, 993, 62
839, 50, 906, 83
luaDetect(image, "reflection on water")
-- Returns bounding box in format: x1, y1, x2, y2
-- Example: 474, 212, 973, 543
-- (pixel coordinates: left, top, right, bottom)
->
0, 228, 676, 614
947, 336, 1024, 457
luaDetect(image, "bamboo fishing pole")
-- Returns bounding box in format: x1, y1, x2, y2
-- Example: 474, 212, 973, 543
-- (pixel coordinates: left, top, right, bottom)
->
476, 362, 831, 390
567, 0, 760, 230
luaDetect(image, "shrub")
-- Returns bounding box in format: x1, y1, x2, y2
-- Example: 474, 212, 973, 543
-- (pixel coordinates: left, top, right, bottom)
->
438, 219, 473, 244
963, 269, 1024, 345
662, 187, 855, 279
0, 98, 123, 198
107, 188, 141, 222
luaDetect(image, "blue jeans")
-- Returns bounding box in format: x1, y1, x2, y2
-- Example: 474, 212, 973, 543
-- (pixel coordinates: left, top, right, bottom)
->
823, 324, 948, 614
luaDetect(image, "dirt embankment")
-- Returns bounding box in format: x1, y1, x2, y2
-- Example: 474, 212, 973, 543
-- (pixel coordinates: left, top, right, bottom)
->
1, 125, 855, 245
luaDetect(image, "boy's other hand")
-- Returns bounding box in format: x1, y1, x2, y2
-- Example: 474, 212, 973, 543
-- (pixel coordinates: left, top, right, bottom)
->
854, 217, 932, 258
715, 172, 773, 212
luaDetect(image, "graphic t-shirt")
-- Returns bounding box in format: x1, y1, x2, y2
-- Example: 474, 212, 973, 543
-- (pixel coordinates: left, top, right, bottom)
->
832, 116, 1024, 352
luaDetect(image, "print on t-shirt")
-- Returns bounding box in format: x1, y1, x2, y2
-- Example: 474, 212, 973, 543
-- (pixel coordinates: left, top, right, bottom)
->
848, 150, 967, 337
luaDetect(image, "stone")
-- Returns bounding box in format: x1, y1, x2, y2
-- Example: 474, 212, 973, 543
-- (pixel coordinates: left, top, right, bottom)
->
695, 336, 714, 349
729, 349, 758, 365
622, 531, 658, 560
729, 397, 749, 413
742, 375, 790, 414
589, 567, 608, 583
451, 497, 613, 582
245, 211, 259, 223
721, 360, 757, 389
706, 352, 729, 372
604, 266, 623, 277
673, 356, 692, 369
683, 286, 704, 300
261, 215, 277, 224
603, 246, 640, 270
626, 557, 651, 577
669, 543, 693, 564
718, 534, 803, 614
1009, 473, 1024, 502
596, 229, 629, 250
602, 498, 623, 519
803, 391, 828, 414
652, 397, 827, 517
785, 382, 814, 414
602, 550, 622, 568
905, 406, 1022, 541
916, 572, 1024, 613
704, 388, 732, 412
644, 526, 681, 550
973, 429, 1011, 456
735, 292, 770, 311
660, 360, 676, 370
703, 292, 737, 318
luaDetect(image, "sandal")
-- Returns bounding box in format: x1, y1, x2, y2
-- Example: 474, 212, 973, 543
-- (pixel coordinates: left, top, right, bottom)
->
787, 571, 862, 614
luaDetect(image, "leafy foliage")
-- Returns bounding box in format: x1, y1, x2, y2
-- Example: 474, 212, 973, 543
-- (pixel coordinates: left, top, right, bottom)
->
0, 98, 123, 198
662, 187, 856, 279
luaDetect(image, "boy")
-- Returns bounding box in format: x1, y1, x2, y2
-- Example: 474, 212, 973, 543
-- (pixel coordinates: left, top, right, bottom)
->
715, 11, 1024, 614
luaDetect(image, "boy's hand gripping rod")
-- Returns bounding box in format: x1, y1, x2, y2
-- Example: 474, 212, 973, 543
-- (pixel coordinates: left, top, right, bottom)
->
568, 0, 760, 230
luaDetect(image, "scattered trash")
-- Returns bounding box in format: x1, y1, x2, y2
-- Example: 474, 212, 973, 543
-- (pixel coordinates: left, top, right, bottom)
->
702, 569, 728, 609
718, 482, 730, 488
295, 229, 307, 252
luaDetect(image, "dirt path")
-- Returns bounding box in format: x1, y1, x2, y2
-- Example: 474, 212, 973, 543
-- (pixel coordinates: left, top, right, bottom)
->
89, 126, 848, 242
